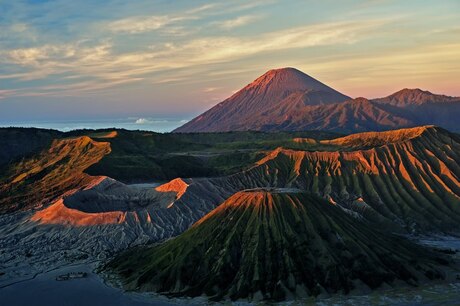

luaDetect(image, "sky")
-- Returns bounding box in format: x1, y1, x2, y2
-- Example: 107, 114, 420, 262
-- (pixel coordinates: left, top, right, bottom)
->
0, 0, 459, 123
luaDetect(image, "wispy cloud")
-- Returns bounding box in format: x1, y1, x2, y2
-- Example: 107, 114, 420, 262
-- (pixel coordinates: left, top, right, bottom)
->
106, 3, 218, 34
0, 19, 385, 97
108, 16, 173, 34
299, 42, 460, 97
216, 15, 262, 29
0, 89, 17, 99
203, 87, 221, 92
1, 0, 459, 112
149, 20, 384, 65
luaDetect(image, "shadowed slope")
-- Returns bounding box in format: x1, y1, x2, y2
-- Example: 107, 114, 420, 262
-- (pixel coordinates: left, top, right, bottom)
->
174, 68, 460, 133
373, 89, 460, 132
107, 190, 446, 301
0, 136, 111, 213
256, 97, 411, 133
232, 126, 460, 232
0, 128, 62, 169
373, 88, 460, 107
174, 68, 350, 132
172, 69, 411, 133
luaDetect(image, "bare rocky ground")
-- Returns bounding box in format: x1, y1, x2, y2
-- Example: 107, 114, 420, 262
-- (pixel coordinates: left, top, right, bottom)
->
0, 177, 227, 288
1, 153, 460, 304
1, 177, 460, 305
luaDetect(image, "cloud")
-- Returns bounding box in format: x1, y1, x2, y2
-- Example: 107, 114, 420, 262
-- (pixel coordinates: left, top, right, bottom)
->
186, 3, 218, 14
296, 42, 460, 97
203, 87, 221, 92
10, 23, 29, 33
216, 15, 261, 29
135, 118, 151, 124
135, 118, 170, 124
149, 20, 384, 65
7, 44, 78, 66
108, 16, 177, 34
0, 19, 388, 98
2, 41, 111, 72
106, 3, 218, 34
0, 89, 17, 100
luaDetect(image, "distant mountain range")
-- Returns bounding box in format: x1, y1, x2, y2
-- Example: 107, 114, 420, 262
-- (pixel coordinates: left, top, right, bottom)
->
174, 68, 460, 133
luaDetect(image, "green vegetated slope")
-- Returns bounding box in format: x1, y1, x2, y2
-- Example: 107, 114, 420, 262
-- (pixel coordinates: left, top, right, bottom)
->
229, 126, 460, 232
1, 125, 459, 232
107, 190, 447, 301
0, 128, 62, 171
71, 129, 339, 182
0, 136, 110, 213
79, 129, 217, 182
0, 127, 337, 213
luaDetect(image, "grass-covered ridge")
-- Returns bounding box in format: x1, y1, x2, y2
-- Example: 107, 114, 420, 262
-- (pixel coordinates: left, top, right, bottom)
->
107, 190, 447, 301
236, 126, 460, 232
0, 128, 338, 213
1, 125, 459, 232
0, 135, 110, 213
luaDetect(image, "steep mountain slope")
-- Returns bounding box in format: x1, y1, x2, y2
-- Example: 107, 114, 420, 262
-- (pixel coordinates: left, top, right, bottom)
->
0, 126, 459, 289
256, 97, 411, 133
373, 89, 460, 131
174, 68, 350, 132
0, 128, 61, 169
37, 125, 457, 233
373, 88, 460, 107
107, 190, 446, 301
0, 128, 339, 214
0, 136, 110, 213
174, 68, 460, 133
222, 126, 460, 232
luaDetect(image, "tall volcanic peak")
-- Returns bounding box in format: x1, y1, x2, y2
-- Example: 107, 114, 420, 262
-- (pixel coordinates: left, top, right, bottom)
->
245, 67, 345, 94
174, 68, 350, 133
174, 67, 460, 133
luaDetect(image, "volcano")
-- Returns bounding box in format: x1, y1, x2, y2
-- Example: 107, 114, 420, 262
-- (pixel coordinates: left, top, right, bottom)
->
107, 189, 445, 301
174, 68, 350, 132
174, 68, 460, 133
